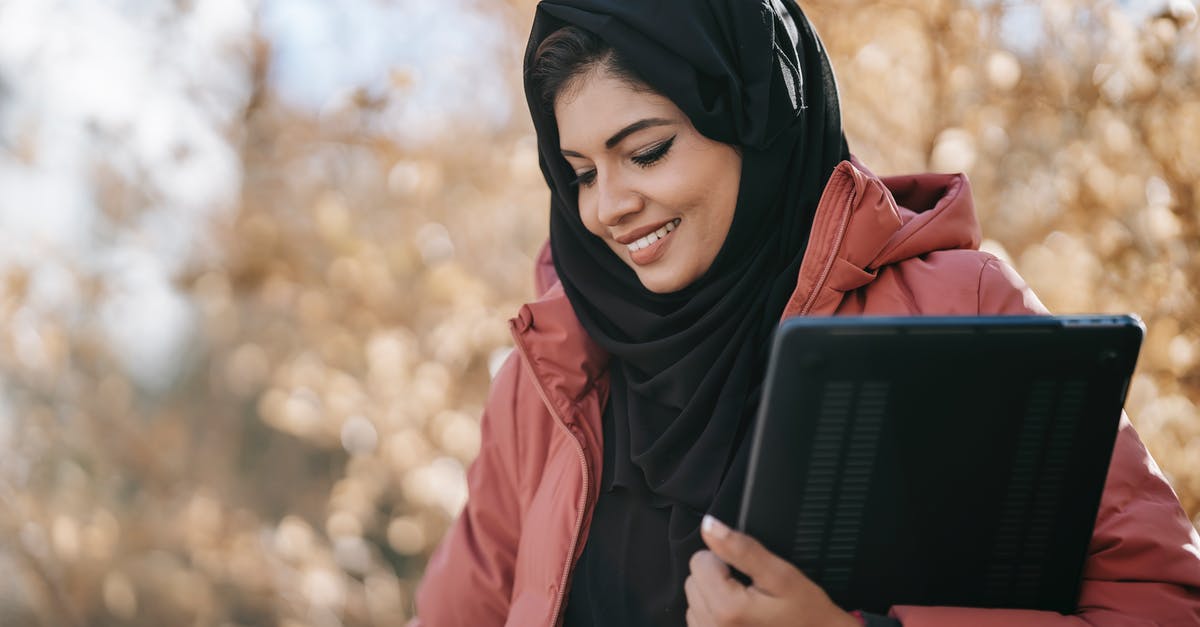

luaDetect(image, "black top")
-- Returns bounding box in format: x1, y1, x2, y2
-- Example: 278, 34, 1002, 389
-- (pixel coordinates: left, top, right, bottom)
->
563, 403, 693, 626
562, 406, 903, 626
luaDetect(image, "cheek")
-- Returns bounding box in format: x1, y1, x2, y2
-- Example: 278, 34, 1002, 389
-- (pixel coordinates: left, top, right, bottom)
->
697, 156, 741, 236
671, 158, 739, 265
683, 177, 736, 235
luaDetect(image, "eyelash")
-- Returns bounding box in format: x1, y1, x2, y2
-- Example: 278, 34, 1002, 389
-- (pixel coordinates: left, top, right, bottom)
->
572, 135, 676, 189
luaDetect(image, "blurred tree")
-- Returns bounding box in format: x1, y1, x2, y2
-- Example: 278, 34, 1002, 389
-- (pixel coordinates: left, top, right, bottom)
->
0, 1, 1196, 625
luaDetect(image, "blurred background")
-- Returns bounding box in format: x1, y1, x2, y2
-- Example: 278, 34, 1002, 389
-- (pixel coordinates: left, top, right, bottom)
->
0, 0, 1196, 624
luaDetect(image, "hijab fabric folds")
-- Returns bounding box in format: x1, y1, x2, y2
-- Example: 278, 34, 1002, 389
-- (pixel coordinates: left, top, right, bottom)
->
523, 0, 849, 618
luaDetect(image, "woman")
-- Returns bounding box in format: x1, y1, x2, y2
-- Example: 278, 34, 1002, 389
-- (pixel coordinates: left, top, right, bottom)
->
412, 1, 1200, 625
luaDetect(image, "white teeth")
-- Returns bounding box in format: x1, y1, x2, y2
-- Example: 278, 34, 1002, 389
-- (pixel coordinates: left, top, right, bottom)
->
626, 219, 681, 252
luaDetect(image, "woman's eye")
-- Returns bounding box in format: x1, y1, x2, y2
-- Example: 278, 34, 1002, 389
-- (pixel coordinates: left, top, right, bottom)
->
631, 136, 675, 167
572, 170, 597, 188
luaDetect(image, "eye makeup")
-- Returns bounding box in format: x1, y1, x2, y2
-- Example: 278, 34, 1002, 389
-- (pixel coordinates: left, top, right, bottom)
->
570, 135, 677, 188
631, 135, 675, 167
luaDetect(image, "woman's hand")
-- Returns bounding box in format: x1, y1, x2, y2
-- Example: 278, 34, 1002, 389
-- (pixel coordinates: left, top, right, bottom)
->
685, 515, 861, 627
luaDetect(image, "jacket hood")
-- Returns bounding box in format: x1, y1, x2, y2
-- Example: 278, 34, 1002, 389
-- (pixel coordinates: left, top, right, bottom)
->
868, 168, 981, 268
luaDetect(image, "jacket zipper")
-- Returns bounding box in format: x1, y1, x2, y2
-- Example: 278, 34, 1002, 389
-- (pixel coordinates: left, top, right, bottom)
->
799, 179, 857, 316
509, 324, 591, 627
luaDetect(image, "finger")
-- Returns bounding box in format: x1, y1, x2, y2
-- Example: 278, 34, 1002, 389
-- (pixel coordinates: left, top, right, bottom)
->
689, 550, 759, 625
684, 575, 717, 626
700, 514, 799, 596
688, 550, 741, 599
685, 604, 716, 627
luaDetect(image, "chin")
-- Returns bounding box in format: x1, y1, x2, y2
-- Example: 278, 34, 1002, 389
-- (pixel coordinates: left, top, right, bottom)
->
636, 268, 693, 294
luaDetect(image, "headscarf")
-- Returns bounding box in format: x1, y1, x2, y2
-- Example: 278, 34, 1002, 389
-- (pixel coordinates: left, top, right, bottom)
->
523, 0, 849, 592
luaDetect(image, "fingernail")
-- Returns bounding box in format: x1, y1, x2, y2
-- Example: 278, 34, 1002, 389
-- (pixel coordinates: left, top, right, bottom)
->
702, 514, 730, 539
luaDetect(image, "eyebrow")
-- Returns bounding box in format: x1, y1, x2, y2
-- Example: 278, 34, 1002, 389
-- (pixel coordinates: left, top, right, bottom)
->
561, 117, 674, 158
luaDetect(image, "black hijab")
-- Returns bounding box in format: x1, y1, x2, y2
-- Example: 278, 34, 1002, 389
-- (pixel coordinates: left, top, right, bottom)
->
523, 0, 849, 609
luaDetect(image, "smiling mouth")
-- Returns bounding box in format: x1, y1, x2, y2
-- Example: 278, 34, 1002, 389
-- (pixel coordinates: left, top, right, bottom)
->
626, 218, 680, 253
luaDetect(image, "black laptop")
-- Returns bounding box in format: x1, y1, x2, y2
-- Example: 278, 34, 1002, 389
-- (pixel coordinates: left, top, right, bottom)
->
737, 315, 1143, 614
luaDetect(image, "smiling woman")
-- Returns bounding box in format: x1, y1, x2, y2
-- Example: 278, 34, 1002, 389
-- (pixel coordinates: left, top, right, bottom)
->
409, 1, 1200, 626
518, 13, 867, 625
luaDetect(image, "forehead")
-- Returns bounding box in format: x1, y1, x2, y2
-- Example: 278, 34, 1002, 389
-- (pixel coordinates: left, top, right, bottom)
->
554, 71, 681, 149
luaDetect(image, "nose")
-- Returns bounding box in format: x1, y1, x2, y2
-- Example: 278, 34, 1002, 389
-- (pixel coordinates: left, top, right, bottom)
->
594, 169, 644, 227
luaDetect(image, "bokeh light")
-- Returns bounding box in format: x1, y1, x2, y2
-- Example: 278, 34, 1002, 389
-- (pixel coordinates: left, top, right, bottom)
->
0, 0, 1196, 625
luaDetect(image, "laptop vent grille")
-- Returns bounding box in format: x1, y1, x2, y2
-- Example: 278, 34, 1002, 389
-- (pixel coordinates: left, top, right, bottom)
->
986, 379, 1085, 604
792, 380, 887, 596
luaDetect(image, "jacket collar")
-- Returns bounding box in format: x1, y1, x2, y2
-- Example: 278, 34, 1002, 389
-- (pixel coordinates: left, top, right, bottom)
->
509, 283, 610, 424
512, 160, 980, 416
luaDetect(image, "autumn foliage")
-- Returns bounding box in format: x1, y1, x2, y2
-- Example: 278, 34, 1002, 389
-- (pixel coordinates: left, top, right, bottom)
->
0, 1, 1196, 625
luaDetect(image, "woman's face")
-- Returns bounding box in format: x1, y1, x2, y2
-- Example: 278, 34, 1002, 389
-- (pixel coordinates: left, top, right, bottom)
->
555, 69, 742, 294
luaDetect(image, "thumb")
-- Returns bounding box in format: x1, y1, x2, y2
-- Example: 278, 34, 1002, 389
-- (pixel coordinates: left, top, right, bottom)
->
700, 514, 797, 596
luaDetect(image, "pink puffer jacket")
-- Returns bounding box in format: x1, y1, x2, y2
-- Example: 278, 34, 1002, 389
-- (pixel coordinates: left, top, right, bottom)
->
412, 161, 1200, 626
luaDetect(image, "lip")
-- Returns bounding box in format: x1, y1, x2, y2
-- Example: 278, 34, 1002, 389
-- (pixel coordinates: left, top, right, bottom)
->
614, 218, 678, 245
628, 219, 678, 266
